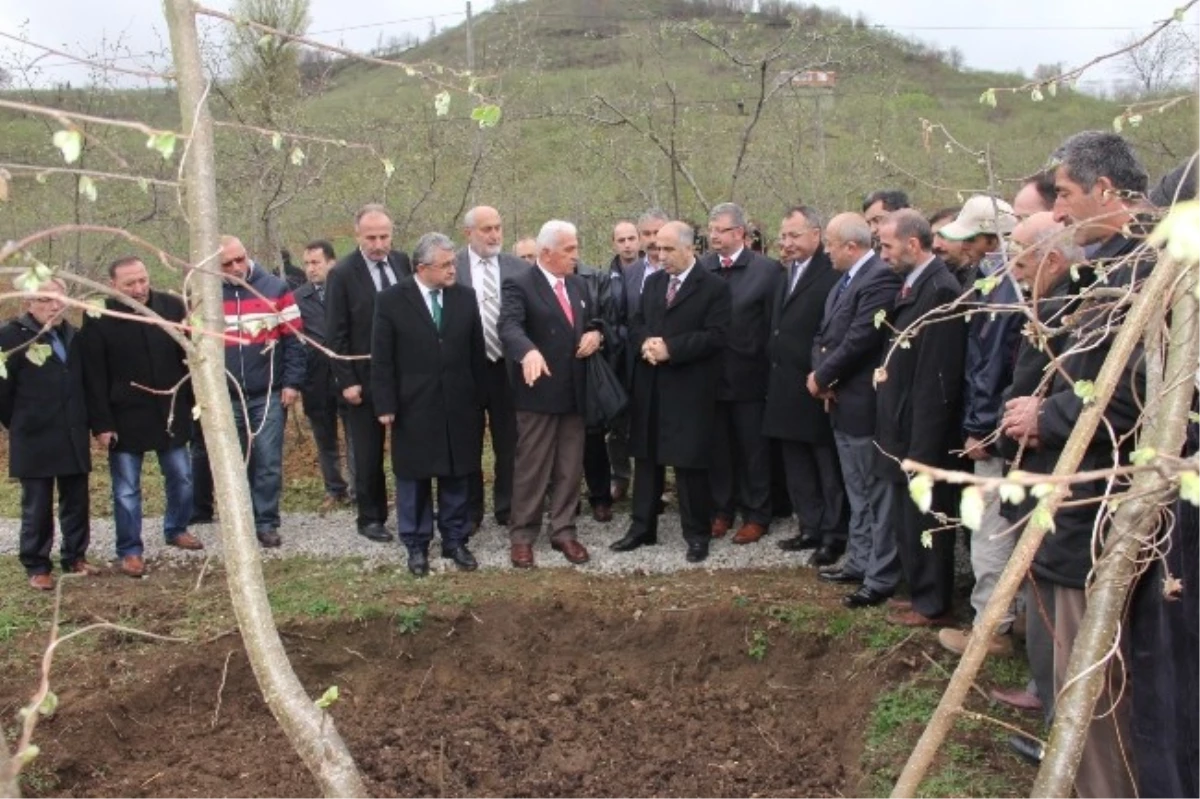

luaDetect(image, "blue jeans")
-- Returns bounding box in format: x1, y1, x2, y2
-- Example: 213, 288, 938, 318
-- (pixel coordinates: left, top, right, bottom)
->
111, 445, 193, 557
234, 393, 286, 533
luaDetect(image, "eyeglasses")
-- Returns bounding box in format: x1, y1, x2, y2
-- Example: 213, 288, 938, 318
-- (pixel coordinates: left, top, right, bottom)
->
221, 255, 248, 268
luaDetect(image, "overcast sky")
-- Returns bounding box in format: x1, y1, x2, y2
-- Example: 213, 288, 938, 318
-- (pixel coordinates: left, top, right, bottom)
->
0, 0, 1196, 90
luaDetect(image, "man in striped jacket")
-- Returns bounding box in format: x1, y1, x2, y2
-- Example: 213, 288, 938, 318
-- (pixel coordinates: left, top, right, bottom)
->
210, 235, 305, 547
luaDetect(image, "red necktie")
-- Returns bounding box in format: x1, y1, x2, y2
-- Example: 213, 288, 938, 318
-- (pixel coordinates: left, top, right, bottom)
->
720, 256, 733, 269
554, 279, 574, 326
666, 276, 681, 305
900, 285, 912, 299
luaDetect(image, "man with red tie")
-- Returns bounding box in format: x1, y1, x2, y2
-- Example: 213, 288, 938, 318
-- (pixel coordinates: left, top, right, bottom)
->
499, 220, 606, 568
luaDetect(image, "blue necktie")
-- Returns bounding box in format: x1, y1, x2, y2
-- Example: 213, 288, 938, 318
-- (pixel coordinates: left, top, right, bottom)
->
48, 330, 67, 362
832, 272, 851, 302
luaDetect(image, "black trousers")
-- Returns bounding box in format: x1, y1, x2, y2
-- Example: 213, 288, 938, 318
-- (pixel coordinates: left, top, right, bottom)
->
583, 429, 612, 508
304, 394, 354, 498
469, 358, 517, 525
779, 439, 847, 545
893, 484, 956, 618
629, 460, 709, 548
19, 474, 90, 575
709, 399, 772, 526
191, 421, 214, 520
769, 439, 792, 518
345, 400, 388, 528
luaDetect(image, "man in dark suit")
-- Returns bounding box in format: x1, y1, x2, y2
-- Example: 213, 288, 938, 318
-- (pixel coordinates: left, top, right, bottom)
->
0, 278, 98, 590
325, 204, 412, 543
873, 209, 967, 627
373, 233, 487, 577
809, 213, 904, 608
295, 240, 354, 514
701, 202, 783, 544
455, 205, 529, 529
762, 207, 845, 566
82, 257, 201, 580
610, 221, 732, 563
499, 220, 605, 568
604, 219, 642, 501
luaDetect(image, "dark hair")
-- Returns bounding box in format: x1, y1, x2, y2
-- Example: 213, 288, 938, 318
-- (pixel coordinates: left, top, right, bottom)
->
108, 255, 144, 278
304, 240, 336, 260
1026, 170, 1058, 210
888, 209, 933, 251
1051, 131, 1148, 195
862, 190, 910, 213
1148, 158, 1198, 207
927, 207, 959, 229
784, 205, 824, 230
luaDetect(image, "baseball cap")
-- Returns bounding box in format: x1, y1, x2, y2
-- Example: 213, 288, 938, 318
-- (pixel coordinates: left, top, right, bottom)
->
938, 195, 1018, 241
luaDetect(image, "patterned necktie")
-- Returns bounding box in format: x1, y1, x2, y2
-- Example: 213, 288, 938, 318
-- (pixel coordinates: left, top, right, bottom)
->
315, 283, 325, 303
479, 259, 502, 361
790, 261, 804, 293
666, 276, 681, 305
429, 289, 442, 332
720, 256, 733, 269
375, 261, 393, 291
554, 279, 574, 326
900, 284, 912, 299
832, 272, 851, 303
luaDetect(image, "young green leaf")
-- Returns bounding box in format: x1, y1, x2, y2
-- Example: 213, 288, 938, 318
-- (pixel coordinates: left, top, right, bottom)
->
1031, 501, 1055, 533
920, 530, 933, 549
271, 131, 283, 151
52, 129, 82, 164
381, 158, 396, 178
973, 276, 999, 296
470, 104, 502, 128
257, 33, 275, 50
1031, 482, 1054, 500
0, 351, 7, 380
1180, 471, 1199, 506
78, 175, 98, 202
998, 482, 1026, 506
37, 691, 59, 716
17, 744, 40, 765
1046, 81, 1057, 98
290, 146, 306, 167
908, 473, 934, 514
146, 131, 177, 161
26, 342, 51, 366
1073, 379, 1096, 405
85, 296, 106, 318
192, 404, 203, 421
873, 308, 887, 329
978, 88, 997, 108
1113, 115, 1124, 133
1030, 87, 1044, 102
315, 685, 340, 709
1130, 447, 1157, 466
434, 90, 451, 117
959, 486, 984, 531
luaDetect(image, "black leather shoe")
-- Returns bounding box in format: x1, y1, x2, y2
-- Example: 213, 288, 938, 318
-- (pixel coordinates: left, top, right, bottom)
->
813, 543, 844, 567
777, 533, 821, 551
685, 543, 709, 563
842, 585, 892, 608
609, 532, 657, 552
407, 549, 430, 578
358, 523, 393, 543
1008, 735, 1044, 766
819, 568, 864, 585
256, 529, 282, 548
441, 544, 478, 572
494, 513, 510, 526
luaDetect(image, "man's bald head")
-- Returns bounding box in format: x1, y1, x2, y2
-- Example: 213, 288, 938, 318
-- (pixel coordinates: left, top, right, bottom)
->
657, 221, 696, 275
1010, 211, 1081, 296
463, 205, 504, 259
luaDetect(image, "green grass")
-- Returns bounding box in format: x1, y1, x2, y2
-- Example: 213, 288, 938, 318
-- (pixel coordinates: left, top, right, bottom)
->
395, 604, 428, 635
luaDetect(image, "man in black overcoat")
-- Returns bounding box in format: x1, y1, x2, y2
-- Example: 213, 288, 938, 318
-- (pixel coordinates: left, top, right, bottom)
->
0, 278, 97, 590
762, 206, 845, 566
325, 204, 412, 543
81, 256, 201, 579
372, 233, 486, 577
610, 221, 732, 564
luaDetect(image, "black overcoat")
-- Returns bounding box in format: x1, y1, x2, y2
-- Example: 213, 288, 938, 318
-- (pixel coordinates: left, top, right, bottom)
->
80, 290, 193, 452
698, 249, 782, 402
627, 266, 732, 470
370, 278, 486, 480
762, 247, 840, 443
0, 314, 91, 478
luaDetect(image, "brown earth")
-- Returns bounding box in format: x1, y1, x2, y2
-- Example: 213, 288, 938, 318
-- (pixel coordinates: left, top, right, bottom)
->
0, 565, 981, 799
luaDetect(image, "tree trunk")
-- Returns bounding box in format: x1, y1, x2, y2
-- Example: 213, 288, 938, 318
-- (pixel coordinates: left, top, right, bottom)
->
162, 2, 367, 796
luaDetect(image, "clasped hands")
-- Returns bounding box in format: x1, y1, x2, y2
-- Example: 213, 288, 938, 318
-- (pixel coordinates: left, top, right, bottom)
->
641, 337, 670, 365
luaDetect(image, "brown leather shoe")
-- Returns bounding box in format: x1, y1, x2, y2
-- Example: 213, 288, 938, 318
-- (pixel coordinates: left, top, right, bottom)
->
510, 542, 535, 569
169, 531, 205, 551
66, 558, 102, 576
711, 516, 732, 538
592, 505, 613, 523
551, 538, 590, 565
886, 609, 955, 628
886, 597, 913, 611
120, 555, 145, 578
28, 573, 54, 591
990, 687, 1044, 713
731, 522, 766, 545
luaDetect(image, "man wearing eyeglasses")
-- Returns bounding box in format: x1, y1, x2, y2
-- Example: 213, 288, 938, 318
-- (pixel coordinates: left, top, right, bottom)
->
700, 202, 783, 545
373, 233, 487, 577
211, 236, 305, 548
455, 206, 530, 531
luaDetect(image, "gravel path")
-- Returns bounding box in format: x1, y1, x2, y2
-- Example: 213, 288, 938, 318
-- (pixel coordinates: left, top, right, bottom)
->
0, 510, 824, 576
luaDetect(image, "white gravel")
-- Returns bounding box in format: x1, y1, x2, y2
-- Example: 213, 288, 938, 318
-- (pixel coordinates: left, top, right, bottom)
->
0, 510, 823, 576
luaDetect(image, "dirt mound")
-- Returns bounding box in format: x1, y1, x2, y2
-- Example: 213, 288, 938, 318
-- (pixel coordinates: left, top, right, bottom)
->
20, 596, 884, 797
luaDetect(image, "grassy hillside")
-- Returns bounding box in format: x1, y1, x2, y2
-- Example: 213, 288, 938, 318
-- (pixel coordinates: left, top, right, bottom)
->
0, 0, 1195, 282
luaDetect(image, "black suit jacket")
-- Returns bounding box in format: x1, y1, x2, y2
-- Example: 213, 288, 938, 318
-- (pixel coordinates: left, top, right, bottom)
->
371, 278, 486, 480
498, 266, 601, 415
294, 281, 336, 408
873, 257, 967, 483
617, 256, 653, 385
762, 247, 840, 444
699, 249, 783, 402
811, 253, 903, 437
628, 266, 732, 470
324, 248, 412, 404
